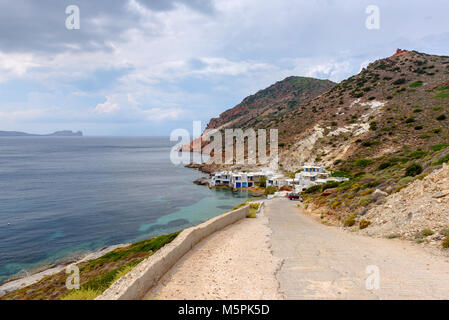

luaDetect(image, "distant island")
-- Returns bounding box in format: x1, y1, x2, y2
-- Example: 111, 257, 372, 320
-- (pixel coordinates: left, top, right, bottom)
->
0, 130, 83, 137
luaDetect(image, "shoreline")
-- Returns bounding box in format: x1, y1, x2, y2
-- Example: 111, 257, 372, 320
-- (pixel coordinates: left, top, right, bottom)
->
0, 243, 130, 297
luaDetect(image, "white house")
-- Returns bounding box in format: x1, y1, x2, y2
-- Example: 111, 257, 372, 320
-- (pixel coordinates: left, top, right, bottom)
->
210, 171, 261, 189
210, 171, 232, 187
294, 164, 331, 191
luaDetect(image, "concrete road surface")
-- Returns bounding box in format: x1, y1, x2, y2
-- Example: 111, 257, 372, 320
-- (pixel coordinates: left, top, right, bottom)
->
266, 198, 449, 299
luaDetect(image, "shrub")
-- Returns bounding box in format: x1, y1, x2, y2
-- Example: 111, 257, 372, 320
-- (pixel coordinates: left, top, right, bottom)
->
378, 162, 391, 170
435, 153, 449, 165
409, 150, 428, 159
258, 176, 267, 188
405, 164, 423, 177
303, 185, 322, 194
435, 92, 449, 98
437, 114, 447, 121
264, 186, 277, 196
344, 215, 357, 227
387, 233, 400, 239
393, 78, 406, 85
249, 203, 260, 211
431, 144, 449, 152
420, 229, 435, 237
331, 170, 351, 178
61, 288, 103, 301
331, 200, 341, 209
359, 219, 371, 230
247, 212, 257, 219
405, 117, 415, 123
409, 81, 423, 88
443, 237, 449, 249
355, 159, 372, 168
322, 181, 340, 191
414, 125, 423, 130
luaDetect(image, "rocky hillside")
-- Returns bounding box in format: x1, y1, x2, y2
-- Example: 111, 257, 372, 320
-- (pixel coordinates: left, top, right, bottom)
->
274, 50, 449, 170
206, 76, 335, 131
293, 50, 449, 246
359, 163, 449, 245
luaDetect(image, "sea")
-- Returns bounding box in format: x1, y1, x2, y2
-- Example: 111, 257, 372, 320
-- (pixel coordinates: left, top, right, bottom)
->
0, 136, 250, 284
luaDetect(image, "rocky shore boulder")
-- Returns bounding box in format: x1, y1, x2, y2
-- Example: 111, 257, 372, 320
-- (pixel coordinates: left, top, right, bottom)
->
193, 177, 210, 186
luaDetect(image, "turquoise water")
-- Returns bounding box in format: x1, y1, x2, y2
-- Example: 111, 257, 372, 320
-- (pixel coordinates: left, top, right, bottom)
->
0, 137, 250, 283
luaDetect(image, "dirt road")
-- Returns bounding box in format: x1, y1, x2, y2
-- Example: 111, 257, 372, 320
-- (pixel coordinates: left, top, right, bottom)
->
144, 210, 281, 300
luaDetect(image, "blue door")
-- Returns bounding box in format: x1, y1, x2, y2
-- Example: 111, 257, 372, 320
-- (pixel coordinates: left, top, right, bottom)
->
236, 182, 241, 188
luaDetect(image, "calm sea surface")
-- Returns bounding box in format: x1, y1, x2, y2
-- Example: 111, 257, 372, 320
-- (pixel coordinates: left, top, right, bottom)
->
0, 137, 249, 283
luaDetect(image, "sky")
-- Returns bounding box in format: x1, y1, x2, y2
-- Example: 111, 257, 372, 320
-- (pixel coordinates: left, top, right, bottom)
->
0, 0, 448, 136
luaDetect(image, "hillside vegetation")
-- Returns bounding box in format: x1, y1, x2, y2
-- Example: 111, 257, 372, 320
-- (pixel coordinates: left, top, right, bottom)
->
0, 232, 179, 300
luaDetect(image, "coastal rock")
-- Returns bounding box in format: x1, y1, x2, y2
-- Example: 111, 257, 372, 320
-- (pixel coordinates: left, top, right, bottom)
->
185, 163, 201, 169
193, 178, 210, 186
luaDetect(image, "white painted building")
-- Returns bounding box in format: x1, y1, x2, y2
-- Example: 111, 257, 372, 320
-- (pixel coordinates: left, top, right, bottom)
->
294, 163, 348, 191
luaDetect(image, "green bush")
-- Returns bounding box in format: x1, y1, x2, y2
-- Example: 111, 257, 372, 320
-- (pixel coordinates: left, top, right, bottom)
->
393, 78, 406, 85
378, 162, 391, 170
258, 176, 267, 188
331, 170, 352, 178
437, 114, 447, 121
321, 181, 340, 191
409, 81, 423, 88
344, 215, 357, 227
249, 203, 260, 211
435, 153, 449, 165
387, 233, 400, 239
435, 92, 449, 98
405, 164, 423, 177
420, 229, 435, 237
409, 150, 428, 159
264, 186, 277, 196
303, 185, 322, 194
443, 237, 449, 249
431, 144, 449, 152
355, 159, 372, 168
359, 219, 371, 230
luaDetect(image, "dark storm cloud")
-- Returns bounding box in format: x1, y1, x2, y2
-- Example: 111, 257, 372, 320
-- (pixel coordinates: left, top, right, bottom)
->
0, 0, 214, 53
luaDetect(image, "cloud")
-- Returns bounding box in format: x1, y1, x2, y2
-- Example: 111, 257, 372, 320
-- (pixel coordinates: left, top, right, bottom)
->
93, 97, 120, 114
1, 0, 449, 135
0, 52, 40, 82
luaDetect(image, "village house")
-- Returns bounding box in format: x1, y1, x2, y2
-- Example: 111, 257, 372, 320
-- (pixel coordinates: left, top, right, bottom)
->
210, 170, 272, 189
294, 163, 348, 191
210, 164, 347, 191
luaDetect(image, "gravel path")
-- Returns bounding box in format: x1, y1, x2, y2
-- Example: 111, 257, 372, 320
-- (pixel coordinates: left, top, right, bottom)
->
144, 210, 281, 300
267, 198, 449, 299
